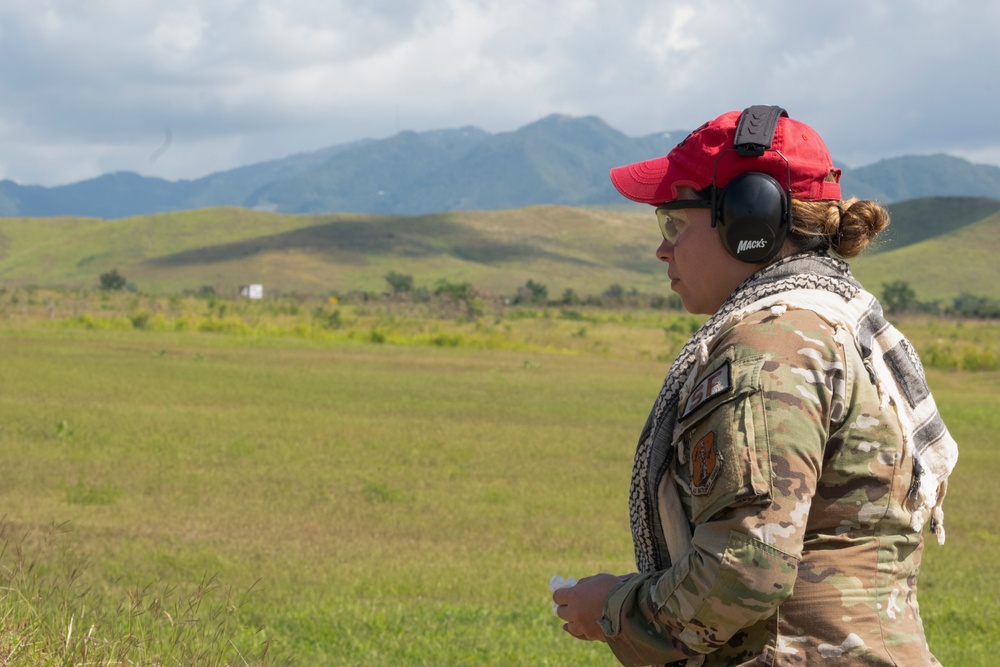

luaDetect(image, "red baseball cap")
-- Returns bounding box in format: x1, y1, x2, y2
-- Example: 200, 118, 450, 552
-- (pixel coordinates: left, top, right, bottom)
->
610, 108, 842, 204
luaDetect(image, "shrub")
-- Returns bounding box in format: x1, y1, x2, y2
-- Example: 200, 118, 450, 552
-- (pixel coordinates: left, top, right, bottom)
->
130, 311, 151, 330
314, 308, 343, 330
525, 280, 548, 303
603, 284, 626, 301
385, 271, 414, 294
560, 288, 580, 306
882, 280, 916, 314
650, 293, 683, 310
949, 293, 1000, 319
98, 269, 127, 292
433, 280, 474, 301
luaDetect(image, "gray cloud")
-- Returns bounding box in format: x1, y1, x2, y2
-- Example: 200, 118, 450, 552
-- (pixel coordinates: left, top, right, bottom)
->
1, 0, 999, 186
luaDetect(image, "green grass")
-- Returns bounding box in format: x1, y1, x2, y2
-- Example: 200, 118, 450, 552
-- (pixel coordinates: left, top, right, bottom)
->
0, 304, 996, 665
915, 371, 1000, 662
0, 326, 651, 665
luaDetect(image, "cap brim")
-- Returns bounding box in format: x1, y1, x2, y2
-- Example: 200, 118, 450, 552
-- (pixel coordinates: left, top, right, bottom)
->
609, 156, 710, 205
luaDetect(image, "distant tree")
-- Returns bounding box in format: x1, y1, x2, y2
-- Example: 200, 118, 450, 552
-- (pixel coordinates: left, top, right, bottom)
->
433, 279, 475, 302
650, 293, 683, 310
882, 280, 916, 314
99, 268, 127, 291
514, 279, 548, 305
951, 293, 1000, 319
433, 279, 482, 319
385, 271, 414, 294
525, 279, 548, 303
603, 283, 625, 301
560, 288, 580, 306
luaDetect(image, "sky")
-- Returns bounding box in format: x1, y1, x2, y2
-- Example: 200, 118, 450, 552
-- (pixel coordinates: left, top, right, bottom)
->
2, 0, 1000, 187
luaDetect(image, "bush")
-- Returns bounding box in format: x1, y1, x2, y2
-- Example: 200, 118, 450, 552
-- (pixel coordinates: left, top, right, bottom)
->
882, 280, 916, 314
130, 311, 151, 330
651, 293, 683, 310
603, 284, 625, 301
525, 280, 547, 303
949, 293, 1000, 319
433, 279, 475, 302
385, 271, 414, 294
560, 288, 580, 306
313, 308, 343, 330
513, 280, 548, 305
98, 269, 127, 291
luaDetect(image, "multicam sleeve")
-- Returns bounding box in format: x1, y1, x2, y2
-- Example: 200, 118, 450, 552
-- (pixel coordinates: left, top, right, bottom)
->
603, 310, 846, 664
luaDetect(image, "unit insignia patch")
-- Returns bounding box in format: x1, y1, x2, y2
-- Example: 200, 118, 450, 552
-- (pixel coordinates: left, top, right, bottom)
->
691, 431, 722, 495
680, 360, 732, 421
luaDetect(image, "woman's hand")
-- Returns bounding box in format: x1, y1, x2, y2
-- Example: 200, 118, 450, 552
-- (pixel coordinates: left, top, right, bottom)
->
552, 573, 627, 642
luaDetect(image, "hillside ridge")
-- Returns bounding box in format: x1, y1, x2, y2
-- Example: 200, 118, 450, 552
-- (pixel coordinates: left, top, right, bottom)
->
5, 115, 1000, 218
1, 197, 997, 303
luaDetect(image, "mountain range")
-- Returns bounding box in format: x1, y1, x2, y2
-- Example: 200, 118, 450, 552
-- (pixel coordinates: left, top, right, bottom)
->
4, 114, 1000, 219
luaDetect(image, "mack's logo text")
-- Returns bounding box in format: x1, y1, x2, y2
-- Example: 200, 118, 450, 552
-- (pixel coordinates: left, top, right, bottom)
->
737, 238, 768, 254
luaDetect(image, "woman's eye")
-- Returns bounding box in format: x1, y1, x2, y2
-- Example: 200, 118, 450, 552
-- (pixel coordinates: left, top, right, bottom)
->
656, 208, 691, 242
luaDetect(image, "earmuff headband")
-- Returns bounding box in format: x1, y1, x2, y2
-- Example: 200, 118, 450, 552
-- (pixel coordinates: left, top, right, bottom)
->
711, 105, 794, 262
733, 106, 787, 157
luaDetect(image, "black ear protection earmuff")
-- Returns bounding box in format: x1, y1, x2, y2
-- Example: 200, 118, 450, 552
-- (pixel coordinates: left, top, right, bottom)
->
711, 105, 793, 263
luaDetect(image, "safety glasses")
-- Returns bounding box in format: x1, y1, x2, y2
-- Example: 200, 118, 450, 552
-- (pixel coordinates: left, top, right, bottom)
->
654, 200, 713, 242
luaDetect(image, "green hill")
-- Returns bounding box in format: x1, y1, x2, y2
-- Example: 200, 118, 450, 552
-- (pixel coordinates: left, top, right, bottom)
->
879, 197, 1000, 252
850, 207, 1000, 302
0, 205, 660, 297
1, 199, 997, 303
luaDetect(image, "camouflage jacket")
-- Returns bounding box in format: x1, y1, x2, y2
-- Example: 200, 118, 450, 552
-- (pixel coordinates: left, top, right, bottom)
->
602, 307, 940, 666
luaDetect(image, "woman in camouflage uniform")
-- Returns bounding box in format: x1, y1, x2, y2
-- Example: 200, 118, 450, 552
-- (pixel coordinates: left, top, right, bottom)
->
553, 107, 957, 666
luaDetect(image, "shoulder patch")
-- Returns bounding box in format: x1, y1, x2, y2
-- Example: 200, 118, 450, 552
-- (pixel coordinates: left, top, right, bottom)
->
690, 431, 722, 495
680, 360, 732, 421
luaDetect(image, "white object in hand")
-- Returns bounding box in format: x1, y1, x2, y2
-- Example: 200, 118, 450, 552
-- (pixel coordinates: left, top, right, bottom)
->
548, 575, 577, 616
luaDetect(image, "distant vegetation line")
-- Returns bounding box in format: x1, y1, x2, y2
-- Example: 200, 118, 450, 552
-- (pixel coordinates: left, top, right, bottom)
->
23, 254, 1000, 325
3, 282, 999, 372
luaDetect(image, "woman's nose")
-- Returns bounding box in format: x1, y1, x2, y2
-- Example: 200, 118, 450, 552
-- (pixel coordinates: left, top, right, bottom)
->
655, 238, 673, 262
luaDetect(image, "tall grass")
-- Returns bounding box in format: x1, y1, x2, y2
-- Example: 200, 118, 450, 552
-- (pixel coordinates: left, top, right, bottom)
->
0, 522, 287, 666
898, 317, 1000, 371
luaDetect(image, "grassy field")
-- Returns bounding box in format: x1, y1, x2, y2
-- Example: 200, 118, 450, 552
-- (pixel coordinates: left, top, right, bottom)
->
0, 298, 997, 665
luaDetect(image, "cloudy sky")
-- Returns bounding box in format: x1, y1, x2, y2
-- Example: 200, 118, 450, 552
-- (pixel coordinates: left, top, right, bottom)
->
2, 1, 999, 186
